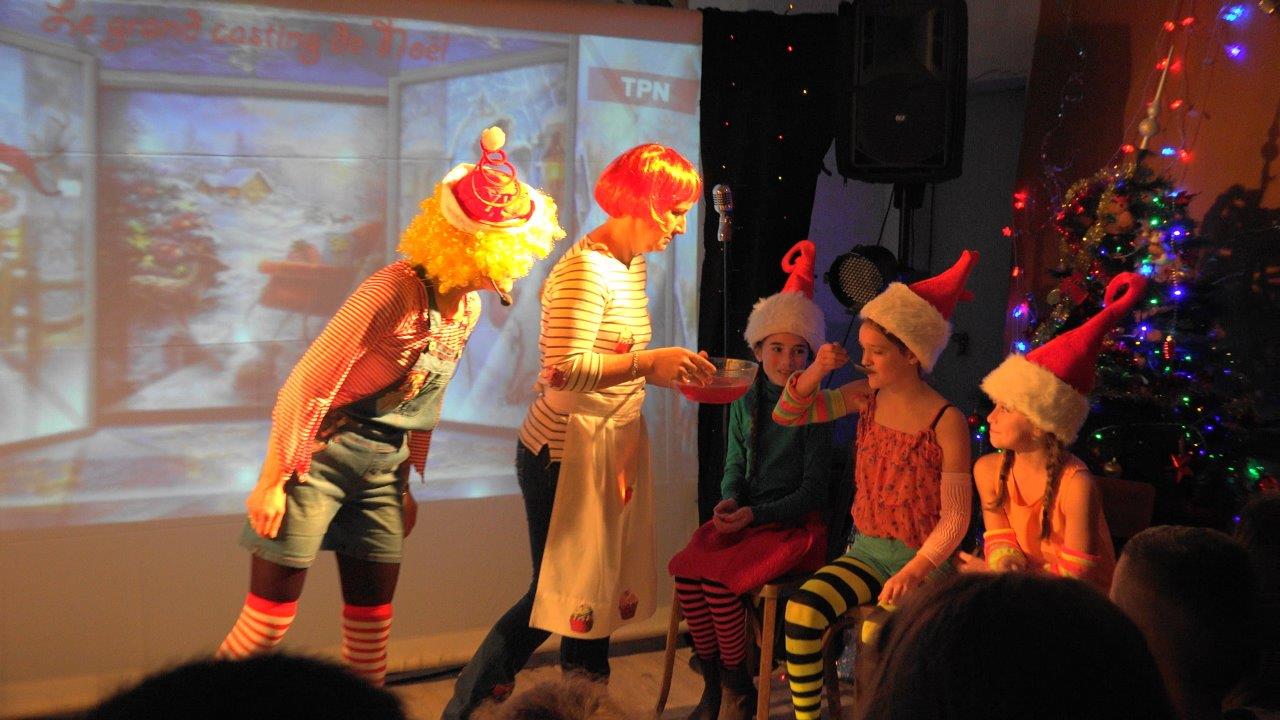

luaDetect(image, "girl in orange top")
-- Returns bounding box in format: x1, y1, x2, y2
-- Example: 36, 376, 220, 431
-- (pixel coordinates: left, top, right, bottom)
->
959, 272, 1148, 593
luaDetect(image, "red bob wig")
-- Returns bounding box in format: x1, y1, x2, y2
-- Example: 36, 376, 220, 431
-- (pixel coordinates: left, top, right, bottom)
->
593, 144, 701, 221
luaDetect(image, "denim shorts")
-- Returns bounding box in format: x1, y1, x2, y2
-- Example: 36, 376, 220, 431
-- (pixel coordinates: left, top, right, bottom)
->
239, 429, 410, 568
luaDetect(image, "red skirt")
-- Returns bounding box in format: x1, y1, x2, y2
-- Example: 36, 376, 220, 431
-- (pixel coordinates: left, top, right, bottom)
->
667, 512, 827, 594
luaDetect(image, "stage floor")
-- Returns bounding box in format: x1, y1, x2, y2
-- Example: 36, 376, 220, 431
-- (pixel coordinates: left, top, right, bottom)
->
389, 644, 857, 720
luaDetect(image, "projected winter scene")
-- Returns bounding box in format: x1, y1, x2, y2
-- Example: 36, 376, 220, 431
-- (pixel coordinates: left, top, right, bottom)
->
0, 0, 701, 529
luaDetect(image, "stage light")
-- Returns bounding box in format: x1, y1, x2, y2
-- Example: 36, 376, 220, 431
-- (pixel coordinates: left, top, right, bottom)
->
824, 245, 898, 312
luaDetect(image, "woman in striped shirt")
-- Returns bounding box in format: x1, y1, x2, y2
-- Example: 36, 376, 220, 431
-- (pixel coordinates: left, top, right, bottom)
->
217, 128, 564, 685
444, 144, 714, 720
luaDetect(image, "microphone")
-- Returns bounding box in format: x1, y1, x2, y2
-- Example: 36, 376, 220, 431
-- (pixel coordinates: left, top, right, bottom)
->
712, 184, 733, 244
487, 276, 513, 306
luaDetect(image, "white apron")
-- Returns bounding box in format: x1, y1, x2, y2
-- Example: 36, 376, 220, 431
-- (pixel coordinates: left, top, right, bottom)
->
529, 386, 656, 639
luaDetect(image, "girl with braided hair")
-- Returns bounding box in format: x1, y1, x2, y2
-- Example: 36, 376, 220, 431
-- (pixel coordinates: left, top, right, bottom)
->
667, 241, 833, 720
958, 272, 1149, 593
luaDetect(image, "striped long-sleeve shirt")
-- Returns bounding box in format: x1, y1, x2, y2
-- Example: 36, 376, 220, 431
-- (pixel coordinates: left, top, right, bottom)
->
771, 372, 849, 426
519, 236, 651, 461
268, 261, 478, 483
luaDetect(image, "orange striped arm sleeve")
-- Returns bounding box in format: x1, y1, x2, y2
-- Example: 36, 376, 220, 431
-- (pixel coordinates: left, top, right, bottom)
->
407, 430, 432, 479
771, 371, 847, 426
268, 266, 415, 484
1052, 546, 1100, 580
983, 528, 1027, 571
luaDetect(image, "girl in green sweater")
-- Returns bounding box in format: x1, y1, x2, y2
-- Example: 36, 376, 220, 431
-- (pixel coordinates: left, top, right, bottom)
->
668, 241, 833, 720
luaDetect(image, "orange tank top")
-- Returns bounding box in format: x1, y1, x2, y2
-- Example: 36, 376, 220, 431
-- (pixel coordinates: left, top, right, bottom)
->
851, 392, 948, 549
1005, 466, 1117, 592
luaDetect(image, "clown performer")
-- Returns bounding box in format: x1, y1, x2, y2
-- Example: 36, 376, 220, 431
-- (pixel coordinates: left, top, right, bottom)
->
772, 250, 979, 720
215, 127, 565, 686
443, 144, 715, 720
667, 240, 835, 720
960, 272, 1149, 593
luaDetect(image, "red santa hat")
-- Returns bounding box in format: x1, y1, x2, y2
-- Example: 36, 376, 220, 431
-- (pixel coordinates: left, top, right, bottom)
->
981, 272, 1148, 443
437, 126, 558, 236
744, 240, 826, 354
858, 249, 980, 372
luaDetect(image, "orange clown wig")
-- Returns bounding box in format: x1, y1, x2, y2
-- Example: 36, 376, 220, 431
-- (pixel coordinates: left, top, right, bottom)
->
399, 127, 565, 293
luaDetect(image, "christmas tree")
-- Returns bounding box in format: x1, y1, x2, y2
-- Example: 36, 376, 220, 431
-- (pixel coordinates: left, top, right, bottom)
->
995, 5, 1280, 527
1010, 154, 1267, 528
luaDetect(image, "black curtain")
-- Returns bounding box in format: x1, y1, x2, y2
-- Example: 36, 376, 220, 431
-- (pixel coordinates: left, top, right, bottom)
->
696, 9, 841, 522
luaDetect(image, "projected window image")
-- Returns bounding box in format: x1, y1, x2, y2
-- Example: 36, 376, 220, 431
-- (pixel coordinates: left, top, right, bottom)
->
0, 41, 93, 449
0, 0, 701, 530
97, 91, 387, 414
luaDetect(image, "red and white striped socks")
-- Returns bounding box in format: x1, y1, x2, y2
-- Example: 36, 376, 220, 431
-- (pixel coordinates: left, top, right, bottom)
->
342, 603, 393, 686
216, 595, 392, 686
216, 592, 298, 659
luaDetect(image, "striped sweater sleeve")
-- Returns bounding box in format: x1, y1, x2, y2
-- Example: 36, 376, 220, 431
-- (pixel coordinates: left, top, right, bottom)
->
407, 431, 432, 479
268, 267, 413, 484
541, 254, 609, 392
772, 371, 848, 426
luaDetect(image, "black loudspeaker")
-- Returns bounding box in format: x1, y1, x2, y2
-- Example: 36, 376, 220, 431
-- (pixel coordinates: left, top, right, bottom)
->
835, 0, 968, 183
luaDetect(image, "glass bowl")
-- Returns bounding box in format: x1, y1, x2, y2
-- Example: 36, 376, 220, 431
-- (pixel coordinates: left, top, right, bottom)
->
674, 357, 758, 404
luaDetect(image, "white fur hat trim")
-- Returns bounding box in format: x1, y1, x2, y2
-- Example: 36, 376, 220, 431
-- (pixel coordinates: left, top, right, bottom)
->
980, 354, 1090, 444
744, 291, 825, 354
859, 282, 950, 372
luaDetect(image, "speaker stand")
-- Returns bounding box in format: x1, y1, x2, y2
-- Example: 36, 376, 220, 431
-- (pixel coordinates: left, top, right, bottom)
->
893, 181, 925, 279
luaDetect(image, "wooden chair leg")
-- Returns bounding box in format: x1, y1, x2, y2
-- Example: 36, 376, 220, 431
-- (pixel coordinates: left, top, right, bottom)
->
656, 590, 683, 716
820, 623, 842, 720
756, 595, 776, 720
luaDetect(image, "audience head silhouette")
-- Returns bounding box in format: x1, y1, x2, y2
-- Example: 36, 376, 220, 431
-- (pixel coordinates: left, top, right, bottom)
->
86, 653, 407, 720
855, 573, 1173, 720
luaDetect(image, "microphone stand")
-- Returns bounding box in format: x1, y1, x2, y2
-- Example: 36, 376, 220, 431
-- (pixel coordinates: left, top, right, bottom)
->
722, 226, 729, 362
711, 186, 733, 524
719, 202, 731, 475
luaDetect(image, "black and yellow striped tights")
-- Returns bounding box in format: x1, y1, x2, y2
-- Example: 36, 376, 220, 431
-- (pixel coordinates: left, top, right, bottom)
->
782, 555, 888, 720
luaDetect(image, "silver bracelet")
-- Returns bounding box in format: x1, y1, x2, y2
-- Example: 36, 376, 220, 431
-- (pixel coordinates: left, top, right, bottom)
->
629, 351, 640, 379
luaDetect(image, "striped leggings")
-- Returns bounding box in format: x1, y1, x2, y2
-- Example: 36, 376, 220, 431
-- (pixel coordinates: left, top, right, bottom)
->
674, 576, 749, 668
783, 555, 888, 720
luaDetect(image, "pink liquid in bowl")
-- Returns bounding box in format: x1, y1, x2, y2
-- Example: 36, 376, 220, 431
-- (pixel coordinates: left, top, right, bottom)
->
676, 376, 753, 404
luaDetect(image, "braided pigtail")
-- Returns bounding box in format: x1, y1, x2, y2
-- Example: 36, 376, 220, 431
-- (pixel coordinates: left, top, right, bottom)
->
988, 450, 1016, 511
1039, 434, 1067, 540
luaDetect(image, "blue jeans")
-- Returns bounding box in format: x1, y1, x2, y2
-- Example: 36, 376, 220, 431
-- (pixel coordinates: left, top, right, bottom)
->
442, 443, 610, 720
